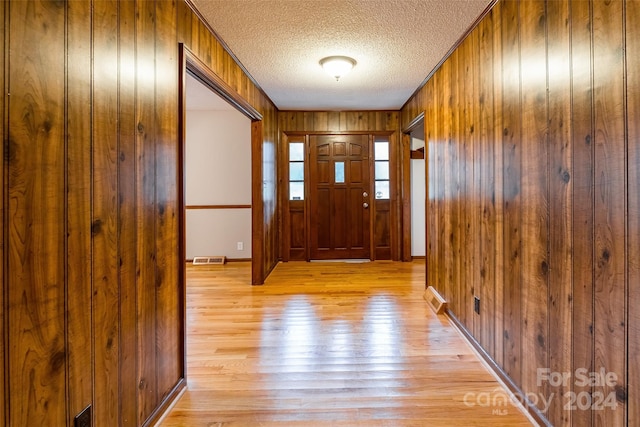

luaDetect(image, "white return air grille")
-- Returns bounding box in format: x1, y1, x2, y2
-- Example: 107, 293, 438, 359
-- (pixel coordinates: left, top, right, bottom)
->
192, 256, 226, 265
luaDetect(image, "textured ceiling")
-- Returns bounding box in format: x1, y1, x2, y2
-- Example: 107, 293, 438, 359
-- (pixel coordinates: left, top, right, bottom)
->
191, 0, 492, 111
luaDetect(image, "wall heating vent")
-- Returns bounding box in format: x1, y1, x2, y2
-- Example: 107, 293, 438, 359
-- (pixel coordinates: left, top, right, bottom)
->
192, 256, 226, 265
423, 286, 447, 314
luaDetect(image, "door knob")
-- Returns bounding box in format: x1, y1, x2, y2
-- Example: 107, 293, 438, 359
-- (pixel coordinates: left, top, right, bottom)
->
363, 191, 368, 198
363, 202, 369, 208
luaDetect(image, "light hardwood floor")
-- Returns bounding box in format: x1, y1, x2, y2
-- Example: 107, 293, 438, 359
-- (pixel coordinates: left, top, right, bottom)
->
159, 261, 534, 426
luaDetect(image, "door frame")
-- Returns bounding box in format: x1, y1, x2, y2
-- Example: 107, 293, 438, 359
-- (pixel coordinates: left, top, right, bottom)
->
177, 43, 265, 374
178, 44, 263, 285
401, 112, 426, 262
281, 130, 398, 261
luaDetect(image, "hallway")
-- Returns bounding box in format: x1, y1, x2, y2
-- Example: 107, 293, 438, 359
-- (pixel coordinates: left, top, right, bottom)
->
159, 261, 533, 426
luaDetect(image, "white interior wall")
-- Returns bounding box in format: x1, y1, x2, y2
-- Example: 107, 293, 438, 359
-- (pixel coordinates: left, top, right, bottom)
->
411, 133, 426, 257
186, 209, 252, 259
185, 106, 251, 260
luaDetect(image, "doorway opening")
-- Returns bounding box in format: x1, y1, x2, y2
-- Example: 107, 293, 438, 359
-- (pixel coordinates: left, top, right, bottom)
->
401, 113, 426, 261
184, 73, 252, 265
409, 121, 426, 257
178, 44, 263, 291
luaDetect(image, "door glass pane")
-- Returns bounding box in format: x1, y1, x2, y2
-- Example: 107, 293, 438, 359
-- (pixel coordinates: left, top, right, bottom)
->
374, 141, 389, 160
375, 180, 389, 199
290, 181, 304, 200
335, 161, 345, 183
290, 142, 304, 161
290, 162, 304, 181
375, 161, 389, 180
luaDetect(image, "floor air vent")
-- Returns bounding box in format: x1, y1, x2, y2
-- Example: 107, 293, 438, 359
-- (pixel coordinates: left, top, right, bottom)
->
192, 256, 226, 265
423, 286, 447, 314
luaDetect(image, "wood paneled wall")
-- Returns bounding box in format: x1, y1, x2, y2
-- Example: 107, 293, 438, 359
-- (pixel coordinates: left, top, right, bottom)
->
279, 111, 400, 134
278, 111, 402, 260
402, 0, 638, 425
2, 1, 278, 425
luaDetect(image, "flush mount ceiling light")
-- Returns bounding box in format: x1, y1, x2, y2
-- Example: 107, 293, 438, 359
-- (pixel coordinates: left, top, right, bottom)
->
319, 56, 357, 81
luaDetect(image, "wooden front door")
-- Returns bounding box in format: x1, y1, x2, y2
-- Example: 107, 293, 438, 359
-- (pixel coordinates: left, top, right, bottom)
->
309, 135, 371, 259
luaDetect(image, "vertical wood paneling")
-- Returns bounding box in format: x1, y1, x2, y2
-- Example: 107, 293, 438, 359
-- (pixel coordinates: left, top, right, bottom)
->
118, 0, 139, 424
279, 111, 399, 134
8, 0, 640, 425
251, 120, 264, 285
519, 0, 549, 404
198, 19, 211, 67
155, 0, 181, 402
457, 40, 472, 329
478, 9, 496, 356
627, 1, 640, 424
327, 111, 340, 130
425, 79, 437, 290
216, 41, 226, 82
4, 0, 280, 424
8, 1, 67, 425
469, 32, 481, 336
401, 132, 412, 261
136, 0, 159, 421
592, 1, 627, 425
265, 109, 279, 276
191, 13, 201, 60
403, 1, 639, 425
500, 0, 522, 382
441, 58, 453, 305
279, 133, 290, 261
570, 1, 595, 425
435, 70, 447, 303
491, 1, 505, 369
313, 112, 328, 132
66, 0, 93, 421
92, 1, 121, 424
0, 0, 4, 422
451, 50, 463, 326
177, 0, 192, 48
546, 0, 573, 424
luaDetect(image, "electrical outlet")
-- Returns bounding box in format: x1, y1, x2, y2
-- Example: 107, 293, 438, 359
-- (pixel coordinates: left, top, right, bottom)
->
237, 242, 243, 251
474, 296, 480, 315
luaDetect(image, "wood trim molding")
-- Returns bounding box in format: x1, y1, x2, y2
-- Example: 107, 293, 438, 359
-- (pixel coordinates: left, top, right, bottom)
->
177, 41, 188, 398
141, 379, 187, 427
251, 121, 264, 285
283, 130, 397, 136
182, 44, 262, 121
446, 311, 552, 427
402, 111, 425, 134
410, 147, 425, 159
185, 205, 251, 210
401, 132, 412, 261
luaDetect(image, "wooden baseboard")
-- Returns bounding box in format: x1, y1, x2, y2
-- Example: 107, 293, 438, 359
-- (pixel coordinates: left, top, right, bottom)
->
144, 378, 186, 427
445, 311, 551, 427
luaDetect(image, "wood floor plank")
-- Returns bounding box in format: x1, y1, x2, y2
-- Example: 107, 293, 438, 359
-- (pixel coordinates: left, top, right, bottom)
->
159, 261, 533, 426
